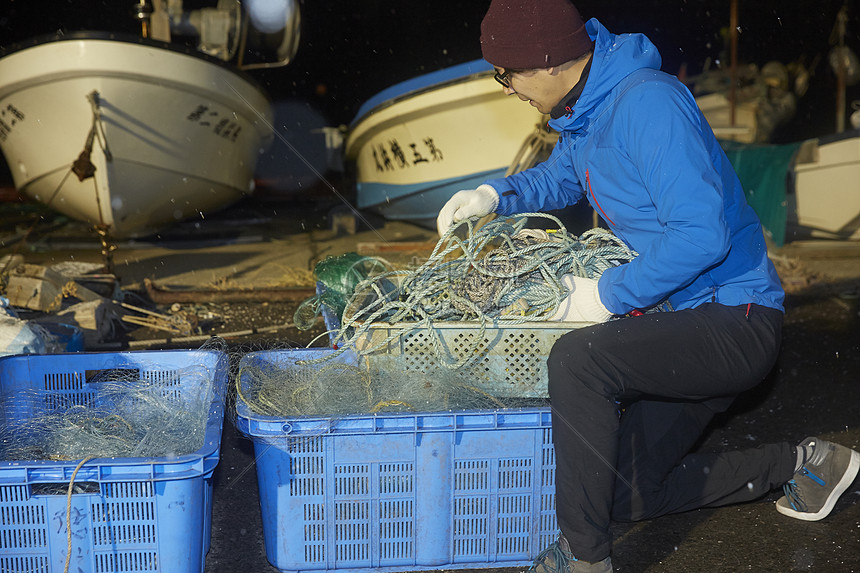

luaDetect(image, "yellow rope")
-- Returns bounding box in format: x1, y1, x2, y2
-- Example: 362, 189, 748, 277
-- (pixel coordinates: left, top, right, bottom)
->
370, 400, 415, 413
65, 456, 95, 573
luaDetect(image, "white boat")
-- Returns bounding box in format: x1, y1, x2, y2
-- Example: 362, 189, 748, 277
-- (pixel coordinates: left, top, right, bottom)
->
691, 60, 801, 144
344, 59, 553, 229
695, 92, 760, 143
0, 0, 299, 238
790, 129, 860, 241
721, 129, 860, 245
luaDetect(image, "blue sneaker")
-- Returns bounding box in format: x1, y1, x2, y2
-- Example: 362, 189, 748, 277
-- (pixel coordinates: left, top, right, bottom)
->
528, 534, 613, 573
776, 437, 860, 521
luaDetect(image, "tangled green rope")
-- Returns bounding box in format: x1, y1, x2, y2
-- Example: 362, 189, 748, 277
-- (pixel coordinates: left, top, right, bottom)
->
294, 253, 392, 330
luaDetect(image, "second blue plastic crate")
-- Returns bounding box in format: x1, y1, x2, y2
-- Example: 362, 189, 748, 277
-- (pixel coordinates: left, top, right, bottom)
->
236, 348, 558, 573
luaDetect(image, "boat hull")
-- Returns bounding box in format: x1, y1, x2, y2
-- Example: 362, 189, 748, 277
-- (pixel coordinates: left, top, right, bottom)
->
791, 132, 860, 240
0, 36, 273, 238
696, 92, 759, 143
722, 131, 860, 245
345, 60, 546, 229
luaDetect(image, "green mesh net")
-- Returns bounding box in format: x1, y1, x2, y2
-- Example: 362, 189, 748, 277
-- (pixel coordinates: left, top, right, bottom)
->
293, 252, 390, 331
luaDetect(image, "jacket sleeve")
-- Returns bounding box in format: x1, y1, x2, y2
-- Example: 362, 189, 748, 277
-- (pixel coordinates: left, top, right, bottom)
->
483, 134, 587, 215
599, 79, 731, 313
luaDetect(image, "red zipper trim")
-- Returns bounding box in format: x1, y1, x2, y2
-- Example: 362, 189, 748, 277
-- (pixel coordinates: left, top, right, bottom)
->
586, 169, 615, 226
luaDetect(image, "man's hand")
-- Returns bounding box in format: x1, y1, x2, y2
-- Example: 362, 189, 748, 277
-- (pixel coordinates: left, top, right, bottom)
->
436, 184, 499, 236
549, 275, 613, 323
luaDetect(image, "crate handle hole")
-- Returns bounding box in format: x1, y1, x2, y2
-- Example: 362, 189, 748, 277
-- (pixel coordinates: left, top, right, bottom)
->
31, 482, 100, 496
85, 368, 141, 384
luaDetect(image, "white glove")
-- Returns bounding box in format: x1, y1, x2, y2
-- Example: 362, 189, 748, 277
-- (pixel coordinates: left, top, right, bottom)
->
549, 275, 613, 323
436, 184, 499, 236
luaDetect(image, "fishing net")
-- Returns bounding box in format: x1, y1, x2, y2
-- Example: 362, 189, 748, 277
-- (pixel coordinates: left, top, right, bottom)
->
293, 252, 392, 331
306, 213, 667, 366
0, 339, 226, 462
232, 214, 661, 417
340, 214, 640, 327
235, 351, 545, 419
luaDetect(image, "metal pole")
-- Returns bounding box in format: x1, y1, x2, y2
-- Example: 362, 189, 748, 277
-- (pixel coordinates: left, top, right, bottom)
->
835, 5, 848, 133
729, 0, 739, 127
134, 1, 153, 38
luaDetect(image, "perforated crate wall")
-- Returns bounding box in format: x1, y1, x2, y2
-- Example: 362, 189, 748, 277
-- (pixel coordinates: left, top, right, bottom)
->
0, 478, 213, 573
358, 322, 579, 398
243, 403, 557, 573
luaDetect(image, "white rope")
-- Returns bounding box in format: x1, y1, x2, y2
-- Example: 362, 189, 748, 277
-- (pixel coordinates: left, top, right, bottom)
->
299, 213, 646, 368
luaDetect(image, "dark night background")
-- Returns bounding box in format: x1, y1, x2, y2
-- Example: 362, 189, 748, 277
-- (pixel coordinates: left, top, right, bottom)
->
1, 1, 860, 190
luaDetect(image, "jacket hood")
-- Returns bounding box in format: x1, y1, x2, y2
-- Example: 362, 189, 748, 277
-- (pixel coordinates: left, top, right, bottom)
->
549, 18, 662, 132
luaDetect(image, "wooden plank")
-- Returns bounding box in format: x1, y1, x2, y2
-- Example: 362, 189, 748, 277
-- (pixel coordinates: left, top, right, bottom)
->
356, 241, 438, 255
143, 278, 316, 304
3, 264, 104, 311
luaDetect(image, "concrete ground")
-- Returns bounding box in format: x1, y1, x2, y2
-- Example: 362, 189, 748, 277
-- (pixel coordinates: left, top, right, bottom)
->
4, 195, 860, 572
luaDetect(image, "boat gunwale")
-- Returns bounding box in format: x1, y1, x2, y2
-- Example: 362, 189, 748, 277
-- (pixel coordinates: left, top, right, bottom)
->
0, 31, 273, 106
348, 59, 495, 127
0, 67, 273, 135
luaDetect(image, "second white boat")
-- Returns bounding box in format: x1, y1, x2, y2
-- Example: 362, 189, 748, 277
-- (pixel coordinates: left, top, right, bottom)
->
344, 59, 552, 229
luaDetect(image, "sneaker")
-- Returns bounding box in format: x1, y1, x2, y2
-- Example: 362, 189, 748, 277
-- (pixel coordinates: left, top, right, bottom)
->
528, 534, 613, 573
776, 437, 860, 521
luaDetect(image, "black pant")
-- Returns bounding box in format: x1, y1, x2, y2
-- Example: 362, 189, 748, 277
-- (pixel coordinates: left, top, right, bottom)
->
546, 303, 794, 562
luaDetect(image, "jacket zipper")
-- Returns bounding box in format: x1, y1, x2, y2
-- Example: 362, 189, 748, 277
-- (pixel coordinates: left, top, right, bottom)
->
586, 169, 615, 226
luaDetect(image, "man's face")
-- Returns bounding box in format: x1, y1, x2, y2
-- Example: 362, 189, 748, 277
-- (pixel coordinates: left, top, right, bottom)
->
495, 68, 563, 114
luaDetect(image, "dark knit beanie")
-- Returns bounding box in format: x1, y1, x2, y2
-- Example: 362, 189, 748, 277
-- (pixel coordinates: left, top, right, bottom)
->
480, 0, 593, 69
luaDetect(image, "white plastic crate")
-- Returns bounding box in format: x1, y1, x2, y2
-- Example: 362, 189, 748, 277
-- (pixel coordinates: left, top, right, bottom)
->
352, 321, 583, 398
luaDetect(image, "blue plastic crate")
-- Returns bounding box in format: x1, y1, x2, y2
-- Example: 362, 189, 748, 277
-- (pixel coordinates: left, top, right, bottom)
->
0, 349, 228, 573
236, 348, 558, 573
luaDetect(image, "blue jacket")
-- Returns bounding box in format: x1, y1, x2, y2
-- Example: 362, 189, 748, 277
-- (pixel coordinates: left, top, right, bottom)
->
486, 19, 785, 314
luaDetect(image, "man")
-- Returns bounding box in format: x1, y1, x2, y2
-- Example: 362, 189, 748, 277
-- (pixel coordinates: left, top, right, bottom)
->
436, 1, 860, 572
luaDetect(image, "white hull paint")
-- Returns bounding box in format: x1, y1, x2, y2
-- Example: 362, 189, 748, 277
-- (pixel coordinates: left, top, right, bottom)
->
696, 92, 759, 143
0, 37, 273, 238
792, 133, 860, 240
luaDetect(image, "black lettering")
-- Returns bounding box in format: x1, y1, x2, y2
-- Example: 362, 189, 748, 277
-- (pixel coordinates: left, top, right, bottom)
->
389, 140, 409, 168
379, 145, 394, 171
187, 105, 209, 122
424, 137, 443, 161
5, 104, 25, 121
213, 118, 229, 134
410, 143, 429, 164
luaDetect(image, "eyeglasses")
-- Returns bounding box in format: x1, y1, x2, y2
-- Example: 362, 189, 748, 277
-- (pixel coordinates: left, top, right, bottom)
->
494, 68, 514, 88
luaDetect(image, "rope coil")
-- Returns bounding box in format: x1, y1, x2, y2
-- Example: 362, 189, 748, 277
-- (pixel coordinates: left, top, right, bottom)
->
303, 214, 645, 368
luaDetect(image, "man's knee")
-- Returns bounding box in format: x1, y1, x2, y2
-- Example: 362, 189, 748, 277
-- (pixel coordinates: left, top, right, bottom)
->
547, 330, 596, 398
